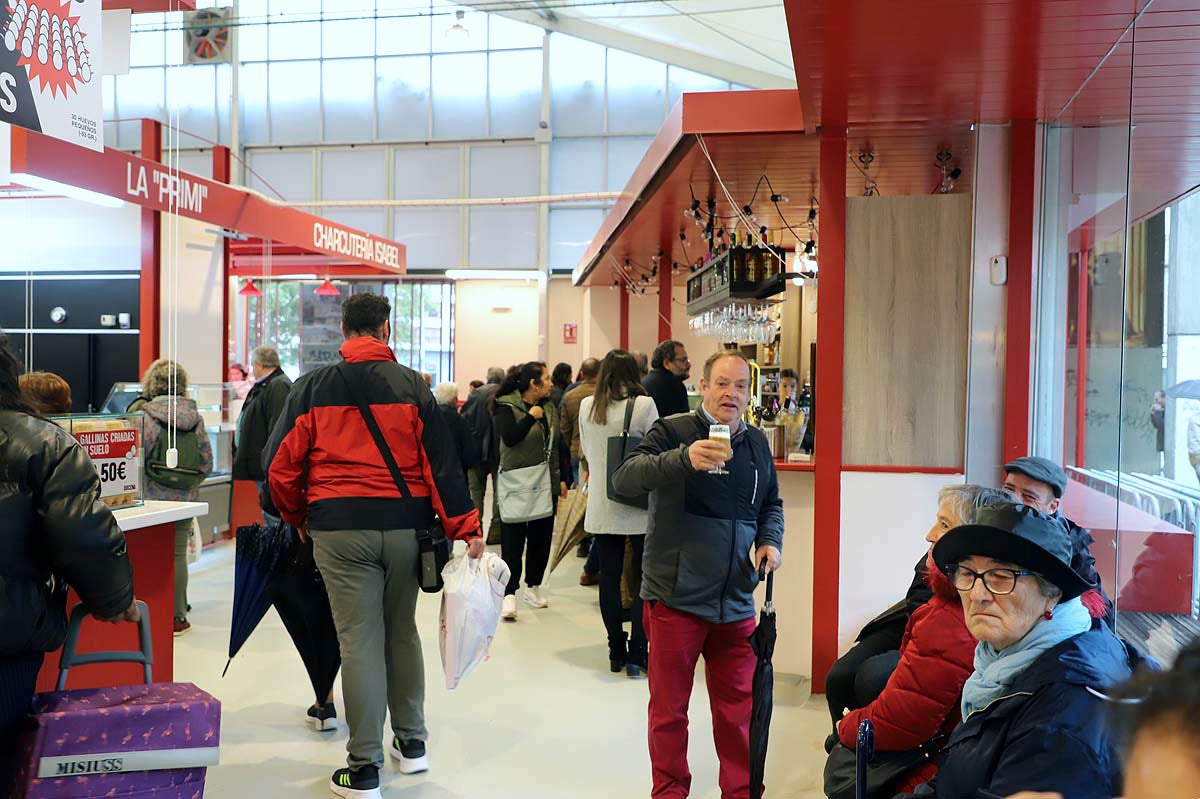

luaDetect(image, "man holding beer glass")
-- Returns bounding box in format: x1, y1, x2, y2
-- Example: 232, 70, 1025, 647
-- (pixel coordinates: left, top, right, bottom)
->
613, 350, 784, 799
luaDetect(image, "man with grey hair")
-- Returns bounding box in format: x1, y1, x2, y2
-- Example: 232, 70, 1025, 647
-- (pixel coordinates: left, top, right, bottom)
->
234, 346, 293, 524
435, 382, 479, 485
460, 366, 507, 544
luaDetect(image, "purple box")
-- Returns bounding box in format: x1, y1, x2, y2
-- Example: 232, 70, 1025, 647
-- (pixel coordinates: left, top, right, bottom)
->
15, 683, 221, 799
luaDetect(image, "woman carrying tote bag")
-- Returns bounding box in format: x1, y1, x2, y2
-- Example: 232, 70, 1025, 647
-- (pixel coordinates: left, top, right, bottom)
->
579, 349, 659, 676
491, 362, 571, 622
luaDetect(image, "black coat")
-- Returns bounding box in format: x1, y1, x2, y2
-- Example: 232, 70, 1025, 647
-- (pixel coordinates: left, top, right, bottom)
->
440, 402, 481, 473
460, 382, 501, 469
233, 368, 293, 482
642, 368, 689, 418
898, 621, 1141, 799
0, 410, 134, 657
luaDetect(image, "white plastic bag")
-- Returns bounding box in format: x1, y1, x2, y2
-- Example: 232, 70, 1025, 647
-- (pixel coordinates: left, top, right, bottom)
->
439, 551, 509, 690
185, 518, 203, 565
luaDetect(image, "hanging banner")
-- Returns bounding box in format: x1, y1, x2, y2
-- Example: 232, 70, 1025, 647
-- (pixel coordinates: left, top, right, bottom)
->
0, 0, 103, 151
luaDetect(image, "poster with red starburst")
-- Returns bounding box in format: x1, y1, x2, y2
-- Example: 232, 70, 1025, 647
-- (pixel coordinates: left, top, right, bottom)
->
0, 0, 101, 151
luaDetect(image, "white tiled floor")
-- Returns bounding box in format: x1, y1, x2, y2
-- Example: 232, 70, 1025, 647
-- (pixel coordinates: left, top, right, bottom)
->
177, 542, 830, 799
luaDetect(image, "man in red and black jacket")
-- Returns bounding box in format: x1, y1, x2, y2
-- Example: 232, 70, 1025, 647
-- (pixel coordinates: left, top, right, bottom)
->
263, 292, 483, 799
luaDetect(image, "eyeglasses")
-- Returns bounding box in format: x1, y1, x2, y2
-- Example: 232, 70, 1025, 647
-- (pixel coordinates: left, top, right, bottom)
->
950, 565, 1036, 596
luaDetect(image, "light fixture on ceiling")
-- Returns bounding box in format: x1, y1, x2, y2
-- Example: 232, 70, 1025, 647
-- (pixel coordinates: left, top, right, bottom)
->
11, 172, 125, 208
445, 9, 469, 40
314, 278, 341, 297
238, 279, 264, 297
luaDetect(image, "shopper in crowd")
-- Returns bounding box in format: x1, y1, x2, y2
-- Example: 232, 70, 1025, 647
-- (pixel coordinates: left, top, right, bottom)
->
826, 485, 1009, 795
228, 362, 253, 399
18, 370, 72, 415
264, 292, 484, 798
613, 350, 783, 799
633, 350, 649, 378
461, 366, 506, 544
491, 361, 571, 621
0, 334, 138, 794
578, 349, 659, 676
138, 358, 213, 637
560, 358, 601, 574
468, 379, 484, 392
897, 504, 1141, 799
1109, 637, 1200, 799
435, 381, 479, 484
1189, 409, 1200, 483
1150, 389, 1166, 454
1002, 456, 1113, 624
550, 362, 573, 409
643, 339, 691, 417
233, 346, 293, 526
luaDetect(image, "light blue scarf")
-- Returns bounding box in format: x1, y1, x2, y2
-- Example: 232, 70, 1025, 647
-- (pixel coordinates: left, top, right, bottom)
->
960, 596, 1093, 720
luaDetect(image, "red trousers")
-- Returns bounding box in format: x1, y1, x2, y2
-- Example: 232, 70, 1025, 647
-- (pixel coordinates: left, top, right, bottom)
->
644, 601, 757, 799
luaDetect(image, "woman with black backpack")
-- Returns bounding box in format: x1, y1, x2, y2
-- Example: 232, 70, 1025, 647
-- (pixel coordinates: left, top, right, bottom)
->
135, 359, 213, 636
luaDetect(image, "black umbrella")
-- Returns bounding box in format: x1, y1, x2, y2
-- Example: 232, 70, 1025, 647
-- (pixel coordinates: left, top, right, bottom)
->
224, 522, 290, 676
266, 534, 341, 705
855, 719, 875, 799
749, 566, 777, 799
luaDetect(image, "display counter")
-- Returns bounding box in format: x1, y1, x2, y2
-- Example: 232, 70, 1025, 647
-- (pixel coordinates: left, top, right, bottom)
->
35, 501, 208, 692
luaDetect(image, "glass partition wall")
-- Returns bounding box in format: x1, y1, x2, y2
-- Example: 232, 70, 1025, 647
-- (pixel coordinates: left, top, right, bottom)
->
1036, 23, 1199, 664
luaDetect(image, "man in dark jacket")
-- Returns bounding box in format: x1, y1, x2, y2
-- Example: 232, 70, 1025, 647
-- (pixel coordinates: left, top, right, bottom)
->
232, 345, 292, 525
614, 350, 784, 799
1002, 456, 1114, 625
461, 366, 505, 544
264, 293, 483, 798
643, 339, 691, 417
0, 336, 137, 791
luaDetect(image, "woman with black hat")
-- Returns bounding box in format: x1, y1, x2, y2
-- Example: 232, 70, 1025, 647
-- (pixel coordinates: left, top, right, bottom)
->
898, 502, 1143, 799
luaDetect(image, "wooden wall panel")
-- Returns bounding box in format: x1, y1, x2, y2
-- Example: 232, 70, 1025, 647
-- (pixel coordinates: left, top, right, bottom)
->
843, 195, 972, 467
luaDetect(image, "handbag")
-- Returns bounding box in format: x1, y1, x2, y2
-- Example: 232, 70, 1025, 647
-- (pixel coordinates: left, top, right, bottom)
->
496, 404, 554, 524
606, 397, 649, 509
822, 734, 944, 799
337, 364, 449, 593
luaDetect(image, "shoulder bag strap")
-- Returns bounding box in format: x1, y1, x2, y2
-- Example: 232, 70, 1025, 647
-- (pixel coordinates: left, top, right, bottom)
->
335, 362, 411, 500
622, 396, 637, 439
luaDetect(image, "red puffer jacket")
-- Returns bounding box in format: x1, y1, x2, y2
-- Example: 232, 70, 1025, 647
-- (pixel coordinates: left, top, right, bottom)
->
837, 560, 976, 794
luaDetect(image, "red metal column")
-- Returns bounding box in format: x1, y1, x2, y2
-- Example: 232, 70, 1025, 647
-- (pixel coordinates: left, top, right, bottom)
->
1003, 119, 1037, 462
811, 128, 847, 692
138, 119, 162, 373
1075, 248, 1089, 467
213, 146, 232, 382
619, 282, 630, 350
658, 263, 672, 343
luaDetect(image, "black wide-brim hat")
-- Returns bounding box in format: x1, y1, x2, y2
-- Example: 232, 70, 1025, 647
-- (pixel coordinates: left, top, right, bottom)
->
932, 502, 1095, 600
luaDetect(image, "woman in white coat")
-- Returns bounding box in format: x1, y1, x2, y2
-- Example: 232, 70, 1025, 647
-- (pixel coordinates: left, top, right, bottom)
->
579, 349, 659, 677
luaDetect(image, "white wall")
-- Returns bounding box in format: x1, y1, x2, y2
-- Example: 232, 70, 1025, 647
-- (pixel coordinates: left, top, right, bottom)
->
837, 471, 964, 653
159, 214, 224, 384
0, 199, 141, 272
770, 471, 814, 679
454, 279, 542, 390
547, 276, 585, 371
966, 125, 1010, 485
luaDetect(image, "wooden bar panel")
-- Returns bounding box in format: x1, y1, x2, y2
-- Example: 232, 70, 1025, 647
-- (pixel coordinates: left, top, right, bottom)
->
843, 195, 972, 467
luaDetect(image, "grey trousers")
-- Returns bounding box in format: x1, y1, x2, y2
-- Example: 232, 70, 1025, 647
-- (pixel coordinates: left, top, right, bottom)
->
174, 520, 190, 621
468, 465, 502, 544
311, 529, 427, 770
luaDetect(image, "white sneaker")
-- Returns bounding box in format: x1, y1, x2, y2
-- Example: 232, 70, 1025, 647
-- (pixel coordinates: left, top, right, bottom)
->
389, 737, 429, 775
523, 585, 549, 609
501, 594, 518, 621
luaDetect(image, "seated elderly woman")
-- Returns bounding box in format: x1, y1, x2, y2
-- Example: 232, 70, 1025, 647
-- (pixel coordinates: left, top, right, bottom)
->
824, 485, 1010, 798
897, 503, 1142, 799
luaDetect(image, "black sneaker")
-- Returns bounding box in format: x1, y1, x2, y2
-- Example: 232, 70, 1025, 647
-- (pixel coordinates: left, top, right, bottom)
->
306, 701, 337, 732
389, 737, 429, 774
329, 765, 380, 799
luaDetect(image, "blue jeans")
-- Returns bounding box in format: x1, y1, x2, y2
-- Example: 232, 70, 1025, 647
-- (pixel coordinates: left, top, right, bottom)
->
256, 480, 282, 528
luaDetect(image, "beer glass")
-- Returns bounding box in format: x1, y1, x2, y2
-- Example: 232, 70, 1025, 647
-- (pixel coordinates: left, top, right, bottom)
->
709, 424, 732, 475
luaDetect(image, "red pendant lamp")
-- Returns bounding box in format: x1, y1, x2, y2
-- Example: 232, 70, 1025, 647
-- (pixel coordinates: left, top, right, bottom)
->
238, 279, 264, 297
314, 278, 341, 297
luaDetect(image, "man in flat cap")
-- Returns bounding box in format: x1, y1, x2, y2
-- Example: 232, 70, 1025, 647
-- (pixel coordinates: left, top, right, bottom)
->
1002, 456, 1114, 625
